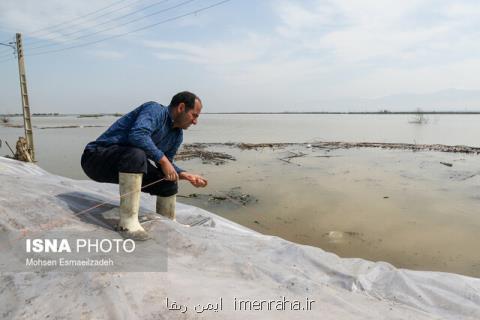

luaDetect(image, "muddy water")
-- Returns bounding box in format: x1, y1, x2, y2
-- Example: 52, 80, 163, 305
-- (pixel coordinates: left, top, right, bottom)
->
177, 145, 480, 277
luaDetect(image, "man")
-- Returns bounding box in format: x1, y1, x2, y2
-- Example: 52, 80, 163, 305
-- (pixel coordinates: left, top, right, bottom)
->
81, 91, 207, 241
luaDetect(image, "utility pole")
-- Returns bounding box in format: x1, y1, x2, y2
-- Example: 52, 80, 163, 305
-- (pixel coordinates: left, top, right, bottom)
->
0, 34, 35, 162
15, 33, 35, 162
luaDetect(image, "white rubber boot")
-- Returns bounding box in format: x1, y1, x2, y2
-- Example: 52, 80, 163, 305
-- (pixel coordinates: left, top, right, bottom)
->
156, 195, 176, 221
115, 172, 150, 241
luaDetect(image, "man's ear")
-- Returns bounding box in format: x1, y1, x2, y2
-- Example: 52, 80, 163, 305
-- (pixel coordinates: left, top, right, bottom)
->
178, 103, 185, 113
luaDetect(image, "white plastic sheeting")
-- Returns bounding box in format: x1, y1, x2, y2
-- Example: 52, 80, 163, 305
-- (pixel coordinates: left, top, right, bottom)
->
0, 156, 479, 319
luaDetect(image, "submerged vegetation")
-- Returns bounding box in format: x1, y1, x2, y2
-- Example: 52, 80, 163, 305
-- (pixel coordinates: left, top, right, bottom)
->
409, 109, 429, 124
77, 113, 123, 118
181, 142, 480, 155
77, 114, 105, 118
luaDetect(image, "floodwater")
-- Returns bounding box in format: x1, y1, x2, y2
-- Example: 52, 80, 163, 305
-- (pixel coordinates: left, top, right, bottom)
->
178, 145, 480, 277
1, 114, 479, 277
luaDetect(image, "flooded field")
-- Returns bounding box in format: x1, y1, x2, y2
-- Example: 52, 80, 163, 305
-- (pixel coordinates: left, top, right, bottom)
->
177, 144, 480, 277
1, 114, 479, 276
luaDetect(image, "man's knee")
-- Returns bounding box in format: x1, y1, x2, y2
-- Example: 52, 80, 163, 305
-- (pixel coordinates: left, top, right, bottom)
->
160, 181, 178, 197
148, 180, 178, 197
81, 148, 107, 182
118, 147, 147, 173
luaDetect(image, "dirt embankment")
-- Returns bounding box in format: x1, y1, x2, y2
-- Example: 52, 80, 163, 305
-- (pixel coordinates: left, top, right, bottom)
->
181, 142, 480, 154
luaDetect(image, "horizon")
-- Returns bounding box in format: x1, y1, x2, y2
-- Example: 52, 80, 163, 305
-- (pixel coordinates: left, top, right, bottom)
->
4, 109, 480, 116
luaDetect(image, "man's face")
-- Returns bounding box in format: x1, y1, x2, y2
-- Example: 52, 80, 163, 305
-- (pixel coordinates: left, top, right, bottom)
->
177, 99, 202, 130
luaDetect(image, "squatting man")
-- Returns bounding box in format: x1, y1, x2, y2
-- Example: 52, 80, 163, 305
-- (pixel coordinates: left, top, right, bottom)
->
81, 91, 207, 240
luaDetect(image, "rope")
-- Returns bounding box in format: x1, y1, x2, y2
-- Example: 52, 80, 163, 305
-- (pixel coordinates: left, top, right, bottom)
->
14, 177, 167, 241
8, 175, 258, 245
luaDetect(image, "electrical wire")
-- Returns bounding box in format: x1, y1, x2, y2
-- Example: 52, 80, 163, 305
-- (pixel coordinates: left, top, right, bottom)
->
0, 37, 15, 51
0, 41, 16, 58
26, 0, 135, 37
0, 48, 14, 55
0, 52, 15, 59
26, 0, 196, 51
0, 46, 16, 59
25, 0, 145, 45
0, 57, 15, 64
27, 0, 231, 58
1, 0, 231, 61
26, 0, 173, 48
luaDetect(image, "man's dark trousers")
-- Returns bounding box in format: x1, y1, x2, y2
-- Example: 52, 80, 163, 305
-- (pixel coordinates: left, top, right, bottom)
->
81, 145, 177, 197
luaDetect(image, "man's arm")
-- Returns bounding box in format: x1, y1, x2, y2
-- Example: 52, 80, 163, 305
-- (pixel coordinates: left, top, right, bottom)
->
158, 157, 207, 186
158, 156, 178, 182
127, 103, 165, 162
126, 103, 181, 182
164, 133, 185, 175
161, 130, 186, 182
179, 172, 208, 188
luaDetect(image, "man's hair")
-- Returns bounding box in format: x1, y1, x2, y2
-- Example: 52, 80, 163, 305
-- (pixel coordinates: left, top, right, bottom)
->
170, 91, 200, 111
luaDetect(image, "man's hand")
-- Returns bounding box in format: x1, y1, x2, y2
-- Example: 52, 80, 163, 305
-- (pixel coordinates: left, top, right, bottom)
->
159, 156, 178, 181
179, 172, 208, 188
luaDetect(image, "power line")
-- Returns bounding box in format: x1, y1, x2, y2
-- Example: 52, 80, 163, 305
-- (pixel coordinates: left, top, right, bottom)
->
0, 47, 13, 53
26, 0, 197, 52
0, 39, 15, 65
0, 49, 15, 57
0, 41, 16, 58
27, 0, 232, 57
0, 37, 15, 51
1, 0, 232, 61
0, 53, 15, 60
0, 52, 15, 59
26, 0, 171, 47
0, 57, 15, 64
25, 0, 144, 45
26, 0, 134, 37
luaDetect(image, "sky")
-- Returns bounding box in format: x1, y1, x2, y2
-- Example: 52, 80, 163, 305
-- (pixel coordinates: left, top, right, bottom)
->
1, 0, 480, 113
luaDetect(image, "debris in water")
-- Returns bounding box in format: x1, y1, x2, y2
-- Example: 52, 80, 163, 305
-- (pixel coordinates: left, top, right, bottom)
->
180, 187, 257, 208
176, 144, 235, 165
